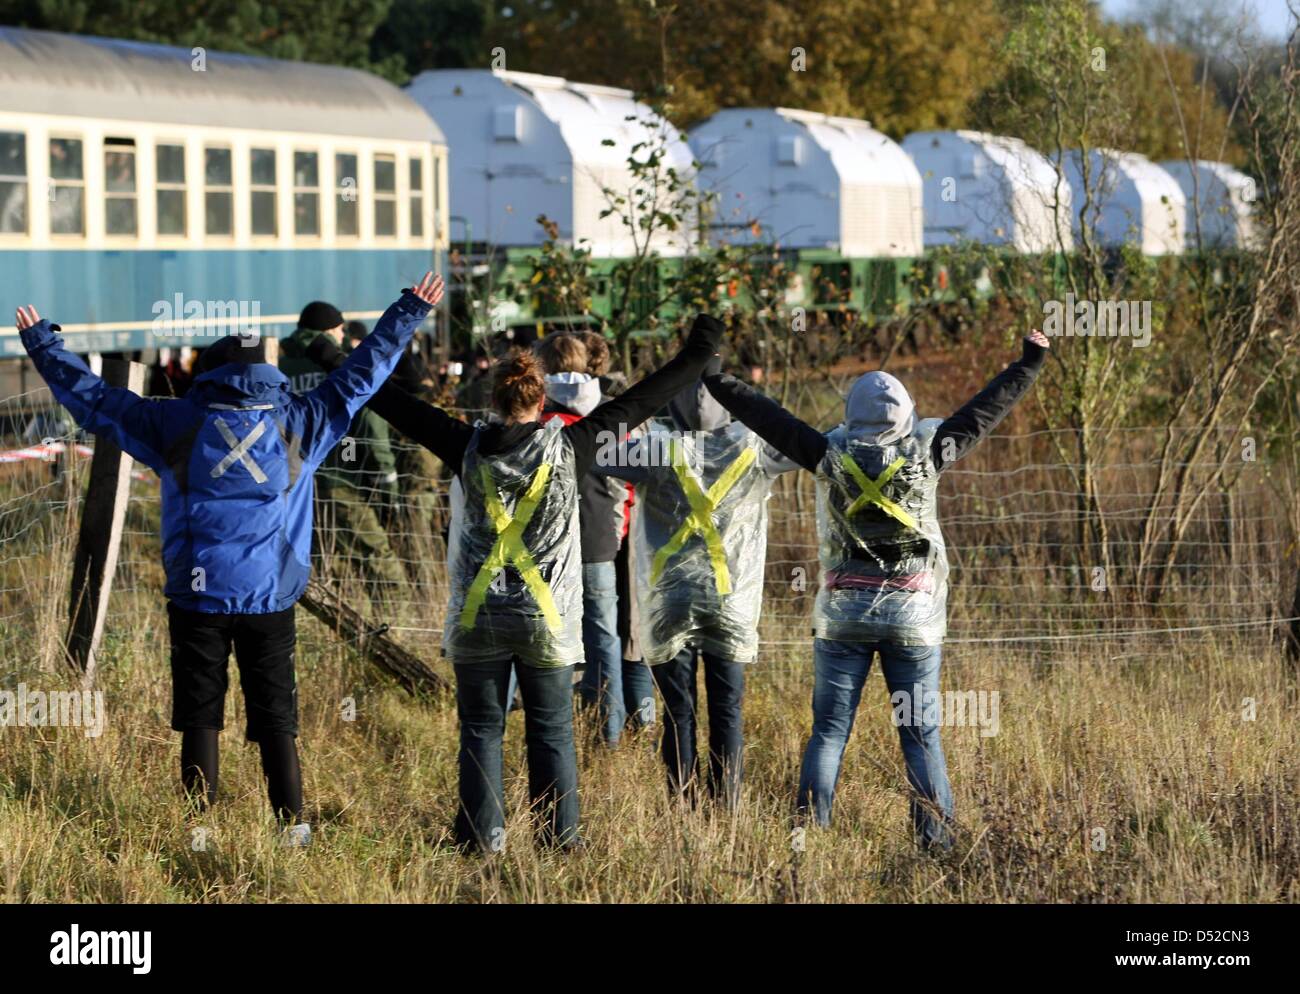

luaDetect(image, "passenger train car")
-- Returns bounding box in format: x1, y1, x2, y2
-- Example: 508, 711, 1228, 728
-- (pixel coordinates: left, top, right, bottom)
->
0, 27, 448, 396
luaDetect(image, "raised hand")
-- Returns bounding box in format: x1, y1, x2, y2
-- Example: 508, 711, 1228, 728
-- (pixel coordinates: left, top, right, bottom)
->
411, 272, 444, 307
14, 305, 40, 332
1026, 328, 1049, 349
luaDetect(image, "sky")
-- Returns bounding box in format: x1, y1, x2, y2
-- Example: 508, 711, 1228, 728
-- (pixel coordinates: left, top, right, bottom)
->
1102, 0, 1297, 39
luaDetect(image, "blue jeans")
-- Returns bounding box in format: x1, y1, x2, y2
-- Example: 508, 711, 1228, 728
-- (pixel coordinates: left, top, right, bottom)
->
798, 638, 953, 849
653, 646, 745, 808
453, 658, 579, 850
578, 561, 655, 745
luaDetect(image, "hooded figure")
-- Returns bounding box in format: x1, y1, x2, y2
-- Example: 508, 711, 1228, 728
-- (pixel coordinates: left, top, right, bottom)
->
15, 279, 438, 842
595, 361, 799, 666
816, 370, 948, 645
542, 369, 630, 560
700, 333, 1048, 846
18, 295, 430, 614
844, 371, 916, 444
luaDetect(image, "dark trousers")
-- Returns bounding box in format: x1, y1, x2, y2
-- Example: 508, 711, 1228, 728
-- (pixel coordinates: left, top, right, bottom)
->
653, 646, 746, 808
168, 603, 298, 740
453, 658, 579, 851
167, 604, 302, 822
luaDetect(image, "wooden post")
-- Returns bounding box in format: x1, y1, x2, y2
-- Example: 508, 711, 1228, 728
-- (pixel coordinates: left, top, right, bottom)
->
1287, 564, 1300, 673
253, 332, 278, 365
66, 358, 147, 684
298, 579, 448, 696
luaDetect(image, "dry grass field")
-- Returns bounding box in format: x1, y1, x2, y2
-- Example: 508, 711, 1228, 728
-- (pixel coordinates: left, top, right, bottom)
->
2, 541, 1296, 903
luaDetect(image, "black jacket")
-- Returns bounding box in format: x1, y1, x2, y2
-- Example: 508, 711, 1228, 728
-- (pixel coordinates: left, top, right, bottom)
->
307, 314, 726, 483
702, 338, 1048, 472
541, 397, 629, 563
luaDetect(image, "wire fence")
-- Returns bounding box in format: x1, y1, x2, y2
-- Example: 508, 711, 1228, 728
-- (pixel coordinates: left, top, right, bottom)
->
0, 384, 1293, 672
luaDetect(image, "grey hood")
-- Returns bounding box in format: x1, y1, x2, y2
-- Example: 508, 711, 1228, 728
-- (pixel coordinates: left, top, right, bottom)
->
845, 371, 915, 445
667, 358, 729, 432
544, 371, 602, 417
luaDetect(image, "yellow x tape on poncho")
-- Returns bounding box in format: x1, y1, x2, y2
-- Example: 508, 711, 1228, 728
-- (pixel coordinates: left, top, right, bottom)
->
840, 454, 918, 530
460, 462, 561, 632
650, 439, 756, 596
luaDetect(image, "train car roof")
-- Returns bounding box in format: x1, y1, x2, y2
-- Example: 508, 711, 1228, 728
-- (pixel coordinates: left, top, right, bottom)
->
0, 26, 444, 144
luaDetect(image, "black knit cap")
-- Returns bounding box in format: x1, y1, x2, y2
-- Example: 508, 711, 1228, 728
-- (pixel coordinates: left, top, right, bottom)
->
194, 335, 260, 376
298, 300, 345, 333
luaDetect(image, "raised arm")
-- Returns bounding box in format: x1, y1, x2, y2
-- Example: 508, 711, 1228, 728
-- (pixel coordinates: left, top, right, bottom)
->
305, 320, 474, 473
15, 305, 167, 471
565, 314, 725, 474
702, 373, 827, 472
297, 273, 443, 464
931, 331, 1048, 472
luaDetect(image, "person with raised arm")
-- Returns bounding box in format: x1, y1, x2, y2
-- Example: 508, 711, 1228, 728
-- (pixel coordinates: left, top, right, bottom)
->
592, 358, 801, 808
14, 273, 443, 846
305, 314, 726, 851
703, 330, 1050, 849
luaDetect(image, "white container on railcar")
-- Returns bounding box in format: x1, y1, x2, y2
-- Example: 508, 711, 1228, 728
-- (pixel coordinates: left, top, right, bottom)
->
406, 69, 694, 257
1062, 148, 1186, 256
688, 107, 923, 258
1157, 159, 1257, 251
901, 129, 1072, 253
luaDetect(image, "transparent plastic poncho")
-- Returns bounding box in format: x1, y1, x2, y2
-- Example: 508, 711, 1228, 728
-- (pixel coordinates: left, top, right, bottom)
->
443, 419, 585, 668
630, 422, 777, 665
813, 419, 949, 646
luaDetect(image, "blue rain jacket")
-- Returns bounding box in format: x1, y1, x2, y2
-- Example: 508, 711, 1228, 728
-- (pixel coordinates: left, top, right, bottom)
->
20, 291, 430, 613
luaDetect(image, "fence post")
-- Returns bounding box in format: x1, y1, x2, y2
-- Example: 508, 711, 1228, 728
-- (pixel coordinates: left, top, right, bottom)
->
252, 332, 278, 365
1287, 565, 1300, 672
66, 358, 147, 684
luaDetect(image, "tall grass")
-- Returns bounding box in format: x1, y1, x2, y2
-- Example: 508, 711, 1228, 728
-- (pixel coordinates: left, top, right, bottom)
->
0, 353, 1295, 903
1, 604, 1296, 902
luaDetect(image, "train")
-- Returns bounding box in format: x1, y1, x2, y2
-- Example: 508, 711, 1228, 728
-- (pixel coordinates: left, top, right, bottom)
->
0, 27, 448, 397
0, 26, 1259, 395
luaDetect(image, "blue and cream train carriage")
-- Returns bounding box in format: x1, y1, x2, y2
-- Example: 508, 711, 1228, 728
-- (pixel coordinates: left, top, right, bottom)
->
0, 27, 448, 392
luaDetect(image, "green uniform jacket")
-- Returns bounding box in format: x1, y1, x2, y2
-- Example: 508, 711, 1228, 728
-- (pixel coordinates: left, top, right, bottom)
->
280, 325, 399, 496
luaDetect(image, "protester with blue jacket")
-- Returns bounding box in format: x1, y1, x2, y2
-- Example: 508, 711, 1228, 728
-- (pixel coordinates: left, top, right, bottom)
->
13, 273, 443, 845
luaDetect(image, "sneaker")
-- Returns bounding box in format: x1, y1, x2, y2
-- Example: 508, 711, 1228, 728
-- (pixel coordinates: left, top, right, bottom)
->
280, 823, 312, 849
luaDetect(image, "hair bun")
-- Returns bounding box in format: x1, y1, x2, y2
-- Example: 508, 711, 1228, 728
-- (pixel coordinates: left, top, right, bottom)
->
492, 349, 546, 418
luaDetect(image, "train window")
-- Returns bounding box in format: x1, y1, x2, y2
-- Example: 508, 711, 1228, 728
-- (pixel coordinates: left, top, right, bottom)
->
104, 138, 137, 236
373, 153, 396, 237
408, 156, 424, 238
335, 152, 358, 237
293, 151, 319, 236
49, 137, 84, 235
250, 147, 277, 237
155, 143, 186, 236
204, 146, 233, 236
0, 132, 26, 234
